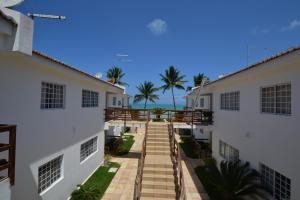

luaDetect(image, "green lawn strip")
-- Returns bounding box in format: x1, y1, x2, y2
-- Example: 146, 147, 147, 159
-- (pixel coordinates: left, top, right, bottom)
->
179, 142, 199, 159
117, 134, 135, 156
81, 162, 120, 199
194, 166, 219, 200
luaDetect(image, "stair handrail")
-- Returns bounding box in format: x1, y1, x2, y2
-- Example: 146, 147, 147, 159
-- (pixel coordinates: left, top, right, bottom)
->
169, 121, 187, 200
133, 110, 150, 200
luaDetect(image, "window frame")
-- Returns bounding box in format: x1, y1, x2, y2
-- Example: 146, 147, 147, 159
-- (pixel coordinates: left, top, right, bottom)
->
260, 163, 291, 200
260, 83, 291, 116
80, 136, 98, 163
219, 140, 239, 162
82, 89, 99, 108
38, 155, 64, 194
40, 81, 66, 110
112, 97, 117, 106
220, 91, 240, 111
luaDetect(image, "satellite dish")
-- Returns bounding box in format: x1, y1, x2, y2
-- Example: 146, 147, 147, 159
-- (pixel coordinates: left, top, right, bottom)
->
0, 0, 24, 8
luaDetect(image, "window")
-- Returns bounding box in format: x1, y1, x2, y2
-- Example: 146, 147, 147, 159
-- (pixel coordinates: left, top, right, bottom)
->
118, 100, 122, 106
260, 163, 291, 200
80, 137, 98, 162
220, 91, 240, 111
200, 98, 204, 108
38, 155, 63, 193
219, 140, 239, 162
82, 90, 99, 107
112, 97, 117, 106
41, 82, 65, 109
261, 83, 291, 115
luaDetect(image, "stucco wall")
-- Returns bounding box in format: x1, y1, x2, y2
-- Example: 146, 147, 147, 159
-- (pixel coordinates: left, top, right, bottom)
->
0, 53, 117, 200
209, 51, 300, 199
106, 93, 128, 108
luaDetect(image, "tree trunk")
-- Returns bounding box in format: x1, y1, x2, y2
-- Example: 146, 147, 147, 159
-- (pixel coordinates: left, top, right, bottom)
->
144, 99, 148, 109
172, 87, 176, 110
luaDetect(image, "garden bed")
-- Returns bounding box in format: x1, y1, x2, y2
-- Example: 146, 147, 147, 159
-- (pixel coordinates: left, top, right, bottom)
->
116, 134, 135, 156
71, 162, 120, 200
179, 137, 199, 159
194, 165, 219, 200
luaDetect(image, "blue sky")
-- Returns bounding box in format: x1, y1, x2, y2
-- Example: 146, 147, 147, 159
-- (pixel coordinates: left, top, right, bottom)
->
17, 0, 300, 104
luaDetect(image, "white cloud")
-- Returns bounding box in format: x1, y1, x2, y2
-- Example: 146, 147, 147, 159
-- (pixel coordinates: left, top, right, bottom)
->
281, 19, 300, 32
147, 19, 168, 35
251, 27, 270, 35
116, 54, 129, 57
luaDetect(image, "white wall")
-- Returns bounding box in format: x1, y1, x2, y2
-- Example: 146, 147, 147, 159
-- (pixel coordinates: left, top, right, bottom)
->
209, 51, 300, 199
0, 8, 33, 55
106, 93, 128, 108
0, 52, 122, 200
0, 178, 11, 200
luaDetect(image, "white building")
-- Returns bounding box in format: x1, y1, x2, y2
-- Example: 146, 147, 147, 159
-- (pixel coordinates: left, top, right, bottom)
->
186, 46, 300, 200
0, 7, 127, 200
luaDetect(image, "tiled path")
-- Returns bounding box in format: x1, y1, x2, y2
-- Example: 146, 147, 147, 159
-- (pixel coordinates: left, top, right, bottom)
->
102, 129, 144, 200
102, 125, 209, 200
176, 135, 210, 200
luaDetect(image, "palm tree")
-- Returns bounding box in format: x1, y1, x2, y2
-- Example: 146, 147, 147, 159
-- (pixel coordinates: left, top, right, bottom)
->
186, 73, 209, 91
134, 81, 159, 109
106, 66, 128, 86
160, 66, 186, 110
202, 160, 268, 200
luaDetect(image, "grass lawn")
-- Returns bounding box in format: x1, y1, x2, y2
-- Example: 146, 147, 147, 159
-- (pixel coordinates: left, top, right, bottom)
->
179, 138, 199, 159
71, 162, 120, 200
194, 166, 218, 200
116, 134, 135, 156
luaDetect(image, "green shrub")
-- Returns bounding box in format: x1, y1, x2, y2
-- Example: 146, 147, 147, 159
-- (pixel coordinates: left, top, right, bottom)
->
71, 185, 100, 200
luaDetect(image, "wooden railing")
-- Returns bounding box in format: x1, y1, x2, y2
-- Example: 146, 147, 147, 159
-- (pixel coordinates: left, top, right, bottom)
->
0, 124, 16, 185
169, 122, 186, 200
105, 107, 213, 125
133, 114, 150, 200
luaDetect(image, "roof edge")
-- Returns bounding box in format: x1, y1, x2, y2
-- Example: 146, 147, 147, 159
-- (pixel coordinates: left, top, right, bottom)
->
32, 50, 123, 91
205, 44, 300, 86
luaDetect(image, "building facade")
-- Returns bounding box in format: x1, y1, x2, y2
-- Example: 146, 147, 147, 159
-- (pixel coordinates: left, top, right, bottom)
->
0, 8, 126, 200
186, 47, 300, 200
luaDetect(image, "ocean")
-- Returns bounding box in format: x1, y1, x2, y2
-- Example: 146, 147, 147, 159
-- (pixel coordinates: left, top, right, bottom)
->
131, 103, 185, 110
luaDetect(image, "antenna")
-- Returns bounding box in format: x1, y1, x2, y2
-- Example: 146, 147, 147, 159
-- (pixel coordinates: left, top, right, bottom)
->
27, 13, 66, 21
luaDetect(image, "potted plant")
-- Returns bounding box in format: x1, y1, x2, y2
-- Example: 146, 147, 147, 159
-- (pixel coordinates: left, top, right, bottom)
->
151, 108, 166, 122
104, 154, 112, 167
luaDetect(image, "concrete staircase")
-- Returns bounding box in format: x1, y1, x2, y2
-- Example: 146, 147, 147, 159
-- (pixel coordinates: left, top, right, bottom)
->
140, 123, 177, 199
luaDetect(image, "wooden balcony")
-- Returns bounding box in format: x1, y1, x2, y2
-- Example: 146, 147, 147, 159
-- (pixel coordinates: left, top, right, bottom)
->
0, 124, 16, 185
104, 107, 213, 125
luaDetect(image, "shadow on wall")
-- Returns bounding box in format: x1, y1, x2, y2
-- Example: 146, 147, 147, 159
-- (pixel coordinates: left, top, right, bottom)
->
11, 165, 42, 200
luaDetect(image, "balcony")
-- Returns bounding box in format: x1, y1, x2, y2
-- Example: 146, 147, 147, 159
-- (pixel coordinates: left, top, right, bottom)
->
0, 124, 16, 185
104, 107, 213, 125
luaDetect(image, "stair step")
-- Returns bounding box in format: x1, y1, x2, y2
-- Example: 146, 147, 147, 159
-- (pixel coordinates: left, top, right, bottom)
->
147, 146, 170, 151
142, 180, 176, 189
143, 169, 174, 175
146, 149, 170, 153
146, 151, 170, 156
141, 188, 176, 199
147, 141, 170, 144
147, 138, 169, 142
147, 135, 169, 138
143, 174, 174, 182
144, 163, 173, 168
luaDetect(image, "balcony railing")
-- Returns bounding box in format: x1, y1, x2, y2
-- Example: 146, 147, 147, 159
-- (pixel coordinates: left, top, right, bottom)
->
0, 124, 16, 185
169, 122, 186, 199
104, 107, 213, 125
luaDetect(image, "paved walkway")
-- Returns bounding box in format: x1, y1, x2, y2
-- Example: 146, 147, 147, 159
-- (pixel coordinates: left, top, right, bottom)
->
102, 129, 144, 200
173, 133, 209, 200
